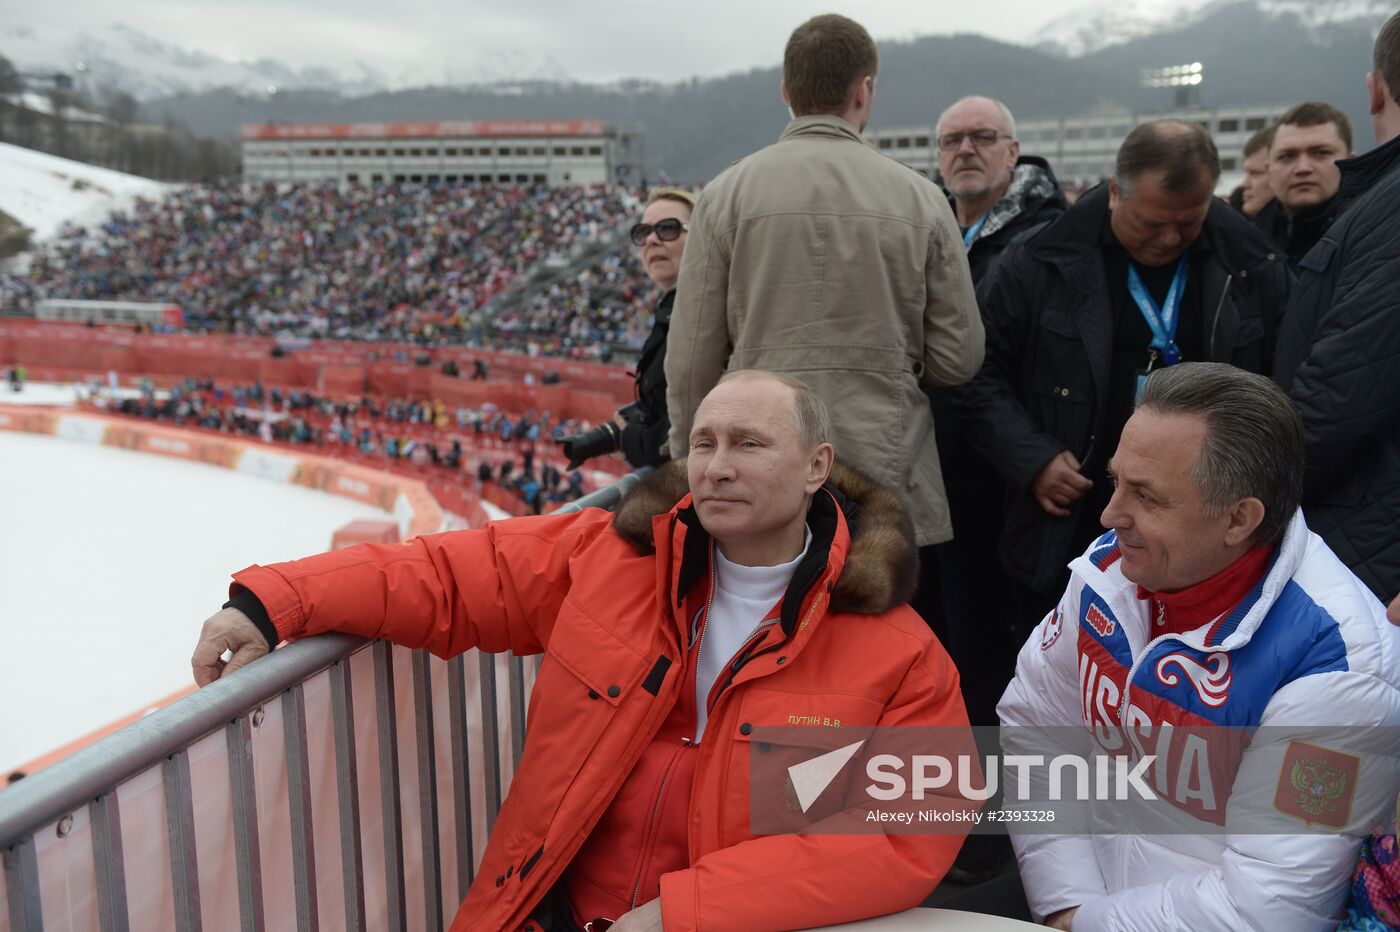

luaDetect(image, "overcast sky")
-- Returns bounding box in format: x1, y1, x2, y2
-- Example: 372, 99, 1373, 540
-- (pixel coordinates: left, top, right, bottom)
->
3, 0, 1073, 85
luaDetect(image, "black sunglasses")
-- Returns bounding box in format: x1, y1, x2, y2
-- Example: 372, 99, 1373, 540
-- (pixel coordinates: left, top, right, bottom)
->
629, 218, 689, 246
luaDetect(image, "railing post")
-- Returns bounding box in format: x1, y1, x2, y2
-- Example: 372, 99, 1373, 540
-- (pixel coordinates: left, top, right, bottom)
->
90, 791, 130, 932
508, 656, 528, 769
373, 641, 408, 932
281, 685, 319, 932
226, 715, 266, 932
412, 652, 444, 932
446, 654, 475, 899
329, 660, 366, 932
3, 836, 43, 931
477, 652, 502, 835
162, 750, 202, 932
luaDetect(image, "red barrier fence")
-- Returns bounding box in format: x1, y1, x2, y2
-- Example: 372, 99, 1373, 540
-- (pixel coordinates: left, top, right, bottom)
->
0, 320, 634, 421
0, 406, 448, 538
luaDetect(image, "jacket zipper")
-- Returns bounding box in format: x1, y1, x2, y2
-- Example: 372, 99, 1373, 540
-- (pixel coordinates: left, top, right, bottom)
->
628, 740, 689, 909
624, 543, 715, 913
689, 562, 718, 741
1208, 274, 1233, 358
704, 619, 779, 716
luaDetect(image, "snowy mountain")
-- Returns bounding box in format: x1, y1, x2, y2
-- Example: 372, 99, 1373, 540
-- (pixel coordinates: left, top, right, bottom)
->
1032, 0, 1393, 57
1, 22, 574, 102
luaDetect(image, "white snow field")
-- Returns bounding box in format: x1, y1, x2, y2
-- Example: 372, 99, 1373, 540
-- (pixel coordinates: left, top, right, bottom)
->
0, 140, 170, 242
0, 428, 394, 774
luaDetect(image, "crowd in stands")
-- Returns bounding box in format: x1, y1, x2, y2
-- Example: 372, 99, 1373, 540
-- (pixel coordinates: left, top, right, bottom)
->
5, 181, 646, 354
492, 248, 653, 361
85, 377, 591, 512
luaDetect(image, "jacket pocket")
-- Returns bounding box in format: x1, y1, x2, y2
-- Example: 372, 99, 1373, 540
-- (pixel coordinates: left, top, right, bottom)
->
1298, 237, 1337, 275
507, 608, 651, 836
720, 689, 885, 840
1028, 307, 1091, 402
1026, 308, 1093, 467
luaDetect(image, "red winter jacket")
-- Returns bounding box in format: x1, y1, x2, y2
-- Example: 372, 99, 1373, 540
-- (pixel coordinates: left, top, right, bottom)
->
230, 462, 971, 930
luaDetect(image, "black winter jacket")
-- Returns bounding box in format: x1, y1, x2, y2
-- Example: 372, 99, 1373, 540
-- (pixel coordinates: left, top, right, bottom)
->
950, 184, 1291, 593
1274, 133, 1400, 602
934, 157, 1069, 491
954, 156, 1069, 284
1252, 196, 1342, 270
618, 288, 674, 468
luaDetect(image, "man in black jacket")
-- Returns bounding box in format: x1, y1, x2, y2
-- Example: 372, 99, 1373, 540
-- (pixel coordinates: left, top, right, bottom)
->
1274, 11, 1400, 603
927, 97, 1070, 882
928, 95, 1067, 712
1253, 101, 1354, 268
950, 120, 1290, 627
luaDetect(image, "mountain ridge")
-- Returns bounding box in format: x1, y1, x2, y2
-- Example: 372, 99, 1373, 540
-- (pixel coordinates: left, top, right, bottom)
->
4, 1, 1391, 184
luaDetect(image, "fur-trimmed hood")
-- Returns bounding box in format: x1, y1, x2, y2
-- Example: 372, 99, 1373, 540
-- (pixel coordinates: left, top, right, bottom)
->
612, 460, 919, 616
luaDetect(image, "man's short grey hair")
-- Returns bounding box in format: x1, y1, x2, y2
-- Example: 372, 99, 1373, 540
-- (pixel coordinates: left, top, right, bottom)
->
717, 369, 832, 451
1137, 363, 1303, 546
935, 96, 1017, 139
1114, 120, 1220, 200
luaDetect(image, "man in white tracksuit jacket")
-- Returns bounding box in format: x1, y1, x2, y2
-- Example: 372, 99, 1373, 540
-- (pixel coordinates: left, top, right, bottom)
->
1000, 362, 1400, 931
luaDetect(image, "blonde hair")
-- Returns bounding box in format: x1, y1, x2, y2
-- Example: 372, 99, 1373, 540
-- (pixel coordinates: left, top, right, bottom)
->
645, 187, 697, 213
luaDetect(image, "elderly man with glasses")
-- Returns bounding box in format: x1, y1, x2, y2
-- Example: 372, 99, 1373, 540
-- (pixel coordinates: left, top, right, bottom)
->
927, 94, 1070, 884
935, 96, 1067, 283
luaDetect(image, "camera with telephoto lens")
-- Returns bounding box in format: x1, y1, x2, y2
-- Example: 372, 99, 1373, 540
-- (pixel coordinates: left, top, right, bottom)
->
557, 403, 644, 469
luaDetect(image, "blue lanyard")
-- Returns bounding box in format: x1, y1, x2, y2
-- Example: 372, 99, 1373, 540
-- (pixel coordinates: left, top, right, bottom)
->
1127, 255, 1188, 366
962, 214, 987, 249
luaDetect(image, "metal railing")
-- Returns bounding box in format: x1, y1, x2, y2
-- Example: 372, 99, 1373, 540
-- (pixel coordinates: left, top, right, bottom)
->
0, 468, 651, 932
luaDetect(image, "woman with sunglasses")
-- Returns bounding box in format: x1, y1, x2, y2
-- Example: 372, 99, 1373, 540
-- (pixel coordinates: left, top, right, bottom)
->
559, 187, 696, 469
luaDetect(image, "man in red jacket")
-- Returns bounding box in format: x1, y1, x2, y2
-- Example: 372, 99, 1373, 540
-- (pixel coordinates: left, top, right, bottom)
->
191, 370, 972, 931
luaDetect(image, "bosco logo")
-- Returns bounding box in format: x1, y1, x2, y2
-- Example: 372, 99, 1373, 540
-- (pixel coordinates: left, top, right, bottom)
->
1085, 603, 1116, 637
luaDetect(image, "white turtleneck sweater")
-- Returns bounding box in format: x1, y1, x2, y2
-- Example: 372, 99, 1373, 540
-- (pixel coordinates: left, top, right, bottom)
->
694, 528, 811, 741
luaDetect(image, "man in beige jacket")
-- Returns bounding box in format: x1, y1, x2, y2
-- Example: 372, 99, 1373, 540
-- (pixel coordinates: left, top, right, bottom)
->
664, 13, 984, 561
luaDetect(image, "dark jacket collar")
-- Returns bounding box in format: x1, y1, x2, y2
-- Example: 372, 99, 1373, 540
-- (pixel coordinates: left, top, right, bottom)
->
612, 460, 918, 625
949, 155, 1067, 243
654, 287, 676, 326
1337, 132, 1400, 205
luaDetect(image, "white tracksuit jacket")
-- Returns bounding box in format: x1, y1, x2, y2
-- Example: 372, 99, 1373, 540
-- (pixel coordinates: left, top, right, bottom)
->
999, 509, 1400, 931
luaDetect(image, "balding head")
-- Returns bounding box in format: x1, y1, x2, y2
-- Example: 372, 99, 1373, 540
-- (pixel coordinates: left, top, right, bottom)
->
936, 96, 1020, 206
1114, 120, 1220, 201
936, 96, 1016, 139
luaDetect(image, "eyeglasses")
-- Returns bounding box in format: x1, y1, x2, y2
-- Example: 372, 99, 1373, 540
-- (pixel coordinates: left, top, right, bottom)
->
936, 130, 1013, 152
629, 218, 689, 246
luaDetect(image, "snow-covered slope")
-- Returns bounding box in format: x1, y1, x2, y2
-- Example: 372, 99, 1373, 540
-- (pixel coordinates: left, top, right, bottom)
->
0, 142, 169, 241
1033, 0, 1392, 57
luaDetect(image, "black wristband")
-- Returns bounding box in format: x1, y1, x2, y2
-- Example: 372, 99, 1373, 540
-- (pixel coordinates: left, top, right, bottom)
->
223, 590, 279, 651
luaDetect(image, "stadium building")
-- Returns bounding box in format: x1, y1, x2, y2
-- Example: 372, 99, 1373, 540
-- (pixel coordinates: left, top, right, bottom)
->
870, 102, 1288, 191
240, 119, 644, 186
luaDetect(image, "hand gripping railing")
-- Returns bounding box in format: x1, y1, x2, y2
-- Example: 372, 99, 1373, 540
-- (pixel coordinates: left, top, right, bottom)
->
0, 468, 652, 932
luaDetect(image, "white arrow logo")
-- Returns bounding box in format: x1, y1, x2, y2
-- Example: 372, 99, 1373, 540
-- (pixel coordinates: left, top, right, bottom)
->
786, 740, 867, 813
